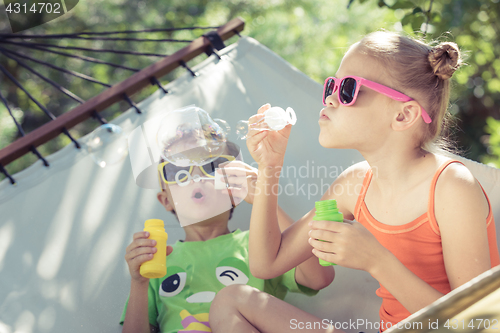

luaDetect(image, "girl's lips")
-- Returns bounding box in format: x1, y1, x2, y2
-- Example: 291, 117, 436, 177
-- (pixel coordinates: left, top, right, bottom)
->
319, 110, 330, 121
191, 187, 206, 203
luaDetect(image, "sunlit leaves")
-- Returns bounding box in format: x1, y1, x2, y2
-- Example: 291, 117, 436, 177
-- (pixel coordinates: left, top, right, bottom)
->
483, 117, 500, 168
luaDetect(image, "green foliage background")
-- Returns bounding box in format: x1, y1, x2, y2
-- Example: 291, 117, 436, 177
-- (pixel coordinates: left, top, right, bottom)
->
0, 0, 499, 182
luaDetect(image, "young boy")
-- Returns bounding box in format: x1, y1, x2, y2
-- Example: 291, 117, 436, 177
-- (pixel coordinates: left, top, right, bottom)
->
121, 140, 335, 333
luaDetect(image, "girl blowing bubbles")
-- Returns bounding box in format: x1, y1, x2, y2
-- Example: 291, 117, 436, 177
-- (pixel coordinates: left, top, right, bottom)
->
209, 31, 500, 333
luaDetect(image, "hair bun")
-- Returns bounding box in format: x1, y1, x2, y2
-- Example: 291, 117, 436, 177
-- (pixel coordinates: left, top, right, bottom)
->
428, 42, 462, 80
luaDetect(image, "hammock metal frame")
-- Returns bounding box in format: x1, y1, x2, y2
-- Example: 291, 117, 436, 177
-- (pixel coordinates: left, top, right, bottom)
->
0, 17, 245, 182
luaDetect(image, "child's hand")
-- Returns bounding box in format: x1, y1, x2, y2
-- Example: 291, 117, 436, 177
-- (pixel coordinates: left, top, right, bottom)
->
308, 219, 388, 274
125, 231, 173, 283
217, 161, 258, 204
246, 103, 292, 168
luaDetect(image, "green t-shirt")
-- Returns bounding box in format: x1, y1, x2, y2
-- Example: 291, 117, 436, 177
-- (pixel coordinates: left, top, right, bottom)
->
121, 229, 318, 332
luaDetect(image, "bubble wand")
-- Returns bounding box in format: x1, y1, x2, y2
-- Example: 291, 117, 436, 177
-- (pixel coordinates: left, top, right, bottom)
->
236, 106, 297, 140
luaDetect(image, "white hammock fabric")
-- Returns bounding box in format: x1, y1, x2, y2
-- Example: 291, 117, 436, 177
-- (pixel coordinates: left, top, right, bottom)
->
0, 37, 499, 333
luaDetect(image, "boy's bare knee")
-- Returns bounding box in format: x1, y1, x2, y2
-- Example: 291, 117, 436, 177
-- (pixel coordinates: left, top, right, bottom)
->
211, 284, 267, 327
212, 284, 253, 308
210, 285, 252, 329
211, 284, 259, 316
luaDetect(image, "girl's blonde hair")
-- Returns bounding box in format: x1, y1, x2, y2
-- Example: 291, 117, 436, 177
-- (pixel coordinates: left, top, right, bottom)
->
356, 31, 463, 153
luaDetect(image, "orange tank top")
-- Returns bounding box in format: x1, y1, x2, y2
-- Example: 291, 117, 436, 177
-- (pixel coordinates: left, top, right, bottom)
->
353, 160, 500, 330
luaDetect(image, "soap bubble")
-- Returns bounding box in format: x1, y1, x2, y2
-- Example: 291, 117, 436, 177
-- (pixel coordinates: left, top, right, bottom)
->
156, 106, 229, 166
236, 106, 297, 140
86, 124, 128, 168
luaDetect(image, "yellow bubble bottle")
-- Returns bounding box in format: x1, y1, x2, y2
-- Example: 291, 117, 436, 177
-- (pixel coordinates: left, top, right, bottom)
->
313, 200, 343, 266
140, 219, 168, 279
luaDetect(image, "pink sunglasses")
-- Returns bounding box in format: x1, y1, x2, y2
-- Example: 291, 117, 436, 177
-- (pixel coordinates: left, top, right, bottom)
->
322, 76, 432, 124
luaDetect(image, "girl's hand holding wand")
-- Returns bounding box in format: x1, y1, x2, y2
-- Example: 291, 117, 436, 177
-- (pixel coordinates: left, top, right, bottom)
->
246, 103, 292, 168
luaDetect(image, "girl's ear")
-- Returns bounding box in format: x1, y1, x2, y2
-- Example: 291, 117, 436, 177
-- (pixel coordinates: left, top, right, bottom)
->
391, 101, 422, 131
157, 191, 175, 212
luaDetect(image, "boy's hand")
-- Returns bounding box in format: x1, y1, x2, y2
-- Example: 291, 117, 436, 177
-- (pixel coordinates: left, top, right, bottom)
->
217, 161, 258, 205
125, 231, 173, 283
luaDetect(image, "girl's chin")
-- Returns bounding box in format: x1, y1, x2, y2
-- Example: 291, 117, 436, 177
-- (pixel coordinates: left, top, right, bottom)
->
318, 135, 338, 149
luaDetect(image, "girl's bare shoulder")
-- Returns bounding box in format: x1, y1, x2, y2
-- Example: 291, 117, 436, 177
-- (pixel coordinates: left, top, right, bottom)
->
433, 155, 479, 194
327, 161, 370, 219
435, 158, 489, 222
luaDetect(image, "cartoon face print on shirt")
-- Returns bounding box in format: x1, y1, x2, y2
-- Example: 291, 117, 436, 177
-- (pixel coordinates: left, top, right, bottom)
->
158, 257, 250, 332
159, 266, 187, 298
159, 257, 250, 304
215, 257, 250, 286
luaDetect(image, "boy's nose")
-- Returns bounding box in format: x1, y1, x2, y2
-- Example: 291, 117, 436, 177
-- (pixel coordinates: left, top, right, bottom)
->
191, 166, 205, 178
